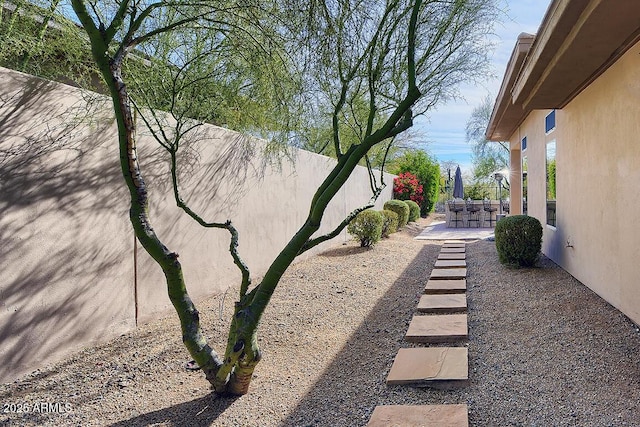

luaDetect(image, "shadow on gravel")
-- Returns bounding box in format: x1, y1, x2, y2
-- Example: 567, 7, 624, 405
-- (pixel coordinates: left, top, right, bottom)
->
319, 246, 372, 257
92, 236, 640, 427
279, 241, 443, 426
281, 239, 640, 427
103, 239, 442, 427
107, 394, 237, 427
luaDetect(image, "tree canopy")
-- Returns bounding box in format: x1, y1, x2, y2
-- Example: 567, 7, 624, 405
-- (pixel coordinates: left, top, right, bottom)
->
0, 0, 99, 88
465, 93, 509, 184
6, 0, 501, 395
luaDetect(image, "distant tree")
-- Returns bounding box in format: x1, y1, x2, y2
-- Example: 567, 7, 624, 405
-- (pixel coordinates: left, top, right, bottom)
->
464, 181, 493, 200
547, 159, 556, 199
391, 150, 439, 215
0, 0, 98, 89
438, 159, 457, 199
69, 0, 499, 396
465, 94, 509, 185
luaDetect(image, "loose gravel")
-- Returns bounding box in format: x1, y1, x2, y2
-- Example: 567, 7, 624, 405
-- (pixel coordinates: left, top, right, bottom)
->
2, 215, 640, 426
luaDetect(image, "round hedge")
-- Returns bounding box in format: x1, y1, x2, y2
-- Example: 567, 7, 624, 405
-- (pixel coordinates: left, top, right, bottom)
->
495, 215, 543, 267
380, 209, 399, 237
383, 200, 410, 228
347, 209, 384, 247
404, 200, 421, 222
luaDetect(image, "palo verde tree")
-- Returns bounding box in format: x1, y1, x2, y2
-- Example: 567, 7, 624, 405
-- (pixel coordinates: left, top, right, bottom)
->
466, 93, 509, 182
0, 0, 99, 88
70, 0, 498, 395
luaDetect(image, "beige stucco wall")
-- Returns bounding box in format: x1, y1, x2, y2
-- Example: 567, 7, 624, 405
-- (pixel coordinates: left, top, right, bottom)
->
0, 67, 394, 383
508, 42, 640, 325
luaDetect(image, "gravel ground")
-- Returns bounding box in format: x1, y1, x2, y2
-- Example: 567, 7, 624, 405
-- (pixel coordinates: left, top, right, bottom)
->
2, 215, 640, 426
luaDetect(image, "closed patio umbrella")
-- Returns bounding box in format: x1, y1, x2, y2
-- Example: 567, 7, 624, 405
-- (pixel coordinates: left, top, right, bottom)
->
453, 166, 464, 199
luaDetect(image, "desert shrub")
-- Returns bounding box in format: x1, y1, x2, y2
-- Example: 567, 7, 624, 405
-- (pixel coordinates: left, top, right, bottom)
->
405, 200, 420, 222
384, 200, 410, 228
380, 209, 399, 237
347, 209, 384, 247
392, 151, 440, 215
393, 172, 424, 206
495, 215, 543, 267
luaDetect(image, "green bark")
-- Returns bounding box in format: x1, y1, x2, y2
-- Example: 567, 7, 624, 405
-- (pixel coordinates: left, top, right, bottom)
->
71, 0, 224, 386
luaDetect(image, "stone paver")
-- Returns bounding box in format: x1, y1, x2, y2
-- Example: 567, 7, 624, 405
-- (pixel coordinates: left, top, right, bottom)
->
438, 252, 466, 260
430, 268, 466, 280
367, 404, 469, 427
386, 347, 468, 388
417, 294, 467, 313
442, 243, 466, 248
440, 247, 466, 253
434, 259, 467, 268
424, 279, 466, 294
405, 314, 468, 343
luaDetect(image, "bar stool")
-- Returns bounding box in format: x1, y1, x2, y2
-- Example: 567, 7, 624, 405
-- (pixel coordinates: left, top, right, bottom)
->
447, 200, 464, 228
483, 199, 497, 227
466, 200, 481, 228
502, 200, 510, 214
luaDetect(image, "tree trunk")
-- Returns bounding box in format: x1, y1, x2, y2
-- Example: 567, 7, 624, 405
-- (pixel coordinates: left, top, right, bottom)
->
69, 3, 227, 385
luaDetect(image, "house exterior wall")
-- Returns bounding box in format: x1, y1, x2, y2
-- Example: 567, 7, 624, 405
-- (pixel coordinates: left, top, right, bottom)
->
0, 67, 394, 383
509, 42, 640, 325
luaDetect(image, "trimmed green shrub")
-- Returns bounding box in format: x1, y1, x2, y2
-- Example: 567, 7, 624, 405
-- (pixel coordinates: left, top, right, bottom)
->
495, 215, 543, 267
381, 209, 399, 237
347, 209, 384, 247
384, 200, 410, 228
405, 200, 420, 222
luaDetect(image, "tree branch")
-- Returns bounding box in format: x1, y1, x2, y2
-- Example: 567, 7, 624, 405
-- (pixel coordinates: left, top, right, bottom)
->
298, 202, 374, 255
168, 148, 252, 298
103, 0, 131, 44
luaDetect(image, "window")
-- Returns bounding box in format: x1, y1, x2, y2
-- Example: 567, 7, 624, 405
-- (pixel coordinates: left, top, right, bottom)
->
545, 110, 556, 134
522, 156, 528, 215
521, 136, 527, 151
546, 141, 556, 227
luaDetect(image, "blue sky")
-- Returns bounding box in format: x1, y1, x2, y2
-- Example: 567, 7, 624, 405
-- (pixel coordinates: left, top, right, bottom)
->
416, 1, 550, 176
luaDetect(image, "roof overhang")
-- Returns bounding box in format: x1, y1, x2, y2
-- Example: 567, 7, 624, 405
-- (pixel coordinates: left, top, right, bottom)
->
487, 0, 640, 141
485, 33, 535, 141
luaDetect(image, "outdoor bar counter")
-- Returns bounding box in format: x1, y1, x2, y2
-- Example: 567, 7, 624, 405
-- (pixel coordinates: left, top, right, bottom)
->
444, 199, 502, 228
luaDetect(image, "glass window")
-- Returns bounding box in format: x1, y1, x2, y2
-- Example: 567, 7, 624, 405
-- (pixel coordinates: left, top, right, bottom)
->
545, 110, 556, 134
546, 141, 556, 226
521, 136, 527, 151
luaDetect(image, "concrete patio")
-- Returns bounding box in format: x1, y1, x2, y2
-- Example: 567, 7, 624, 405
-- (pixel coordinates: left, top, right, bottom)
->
415, 220, 495, 241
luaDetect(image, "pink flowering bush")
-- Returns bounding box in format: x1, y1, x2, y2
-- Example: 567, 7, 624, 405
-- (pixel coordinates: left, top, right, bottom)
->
393, 172, 424, 206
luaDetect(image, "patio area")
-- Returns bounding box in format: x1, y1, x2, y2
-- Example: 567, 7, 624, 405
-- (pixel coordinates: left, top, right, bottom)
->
415, 218, 495, 241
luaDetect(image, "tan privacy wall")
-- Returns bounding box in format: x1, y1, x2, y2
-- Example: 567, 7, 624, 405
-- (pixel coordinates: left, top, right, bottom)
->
508, 42, 640, 326
0, 67, 394, 383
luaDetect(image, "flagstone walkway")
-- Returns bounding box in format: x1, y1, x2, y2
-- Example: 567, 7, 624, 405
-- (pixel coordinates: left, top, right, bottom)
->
368, 240, 470, 426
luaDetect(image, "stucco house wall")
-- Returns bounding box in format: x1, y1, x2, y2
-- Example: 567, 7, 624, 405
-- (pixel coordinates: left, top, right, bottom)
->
505, 42, 640, 325
0, 67, 394, 383
554, 41, 640, 323
488, 0, 640, 328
